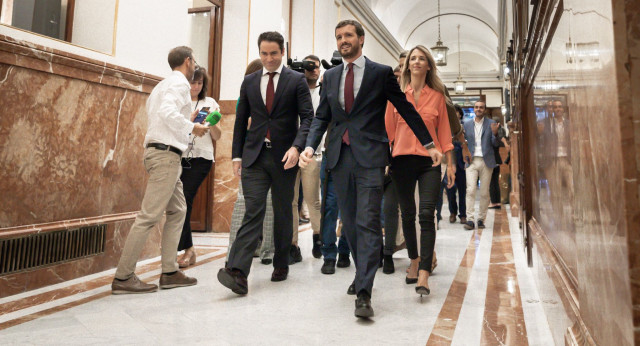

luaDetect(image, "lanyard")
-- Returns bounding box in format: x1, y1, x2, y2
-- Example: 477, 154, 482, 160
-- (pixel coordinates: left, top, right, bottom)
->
474, 118, 484, 141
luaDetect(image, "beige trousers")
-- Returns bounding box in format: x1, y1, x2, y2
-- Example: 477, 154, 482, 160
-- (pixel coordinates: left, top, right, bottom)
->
465, 157, 493, 222
292, 155, 322, 243
115, 148, 186, 279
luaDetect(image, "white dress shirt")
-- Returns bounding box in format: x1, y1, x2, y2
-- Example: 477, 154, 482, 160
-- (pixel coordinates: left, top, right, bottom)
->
338, 54, 365, 110
184, 97, 220, 161
144, 70, 195, 153
473, 117, 485, 157
260, 64, 284, 103
309, 85, 326, 151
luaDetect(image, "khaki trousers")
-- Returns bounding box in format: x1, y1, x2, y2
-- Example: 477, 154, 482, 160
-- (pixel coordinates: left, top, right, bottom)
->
292, 155, 322, 243
115, 148, 186, 279
465, 157, 493, 222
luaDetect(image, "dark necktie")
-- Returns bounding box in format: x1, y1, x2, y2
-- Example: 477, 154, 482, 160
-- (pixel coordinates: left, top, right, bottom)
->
265, 72, 276, 140
343, 63, 354, 145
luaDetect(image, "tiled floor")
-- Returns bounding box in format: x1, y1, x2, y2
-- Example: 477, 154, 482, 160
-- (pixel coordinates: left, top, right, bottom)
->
0, 204, 554, 345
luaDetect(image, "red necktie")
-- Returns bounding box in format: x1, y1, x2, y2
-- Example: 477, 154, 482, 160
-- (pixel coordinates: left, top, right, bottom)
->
265, 72, 276, 140
343, 63, 354, 145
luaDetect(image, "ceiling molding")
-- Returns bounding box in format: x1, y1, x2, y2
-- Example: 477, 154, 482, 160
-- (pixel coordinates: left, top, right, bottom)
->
342, 0, 403, 57
404, 12, 498, 47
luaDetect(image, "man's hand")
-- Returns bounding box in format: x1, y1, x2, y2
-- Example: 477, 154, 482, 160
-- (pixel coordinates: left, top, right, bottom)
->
491, 122, 499, 135
427, 148, 442, 167
282, 147, 300, 170
233, 161, 242, 177
446, 164, 455, 189
298, 148, 314, 168
462, 143, 472, 164
192, 123, 209, 137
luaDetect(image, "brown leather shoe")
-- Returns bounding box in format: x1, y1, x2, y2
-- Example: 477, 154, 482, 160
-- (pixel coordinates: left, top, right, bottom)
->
112, 274, 158, 295
271, 267, 289, 282
159, 270, 197, 289
449, 215, 456, 223
460, 217, 467, 224
217, 268, 248, 295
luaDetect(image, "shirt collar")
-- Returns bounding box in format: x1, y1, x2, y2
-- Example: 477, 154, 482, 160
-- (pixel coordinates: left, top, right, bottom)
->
474, 116, 485, 126
262, 64, 284, 76
342, 54, 366, 70
172, 70, 190, 86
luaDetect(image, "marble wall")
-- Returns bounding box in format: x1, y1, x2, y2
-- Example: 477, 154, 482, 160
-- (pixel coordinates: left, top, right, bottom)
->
519, 0, 638, 344
0, 35, 164, 297
211, 100, 239, 233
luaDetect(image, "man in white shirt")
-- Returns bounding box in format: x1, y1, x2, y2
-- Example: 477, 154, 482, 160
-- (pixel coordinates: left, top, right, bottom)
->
462, 100, 500, 230
112, 46, 209, 294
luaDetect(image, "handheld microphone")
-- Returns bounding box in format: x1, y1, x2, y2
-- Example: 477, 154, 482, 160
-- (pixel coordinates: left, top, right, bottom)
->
205, 110, 222, 126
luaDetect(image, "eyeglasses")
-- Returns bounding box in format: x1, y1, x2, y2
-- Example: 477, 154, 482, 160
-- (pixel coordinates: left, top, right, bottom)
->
190, 56, 200, 69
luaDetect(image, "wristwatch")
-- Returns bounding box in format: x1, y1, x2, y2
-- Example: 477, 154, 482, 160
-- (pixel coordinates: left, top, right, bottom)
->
425, 142, 436, 150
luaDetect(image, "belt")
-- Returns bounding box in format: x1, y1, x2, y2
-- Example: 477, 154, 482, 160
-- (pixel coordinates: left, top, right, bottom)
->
147, 143, 182, 156
264, 141, 272, 149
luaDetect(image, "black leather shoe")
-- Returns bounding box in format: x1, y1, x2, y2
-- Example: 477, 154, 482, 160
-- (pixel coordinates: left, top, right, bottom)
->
477, 220, 486, 229
416, 285, 430, 297
312, 234, 322, 259
217, 268, 248, 295
347, 281, 356, 295
271, 267, 289, 282
321, 259, 336, 274
464, 221, 475, 230
355, 292, 374, 318
298, 217, 310, 224
382, 255, 395, 274
261, 258, 272, 265
289, 245, 303, 265
337, 253, 351, 268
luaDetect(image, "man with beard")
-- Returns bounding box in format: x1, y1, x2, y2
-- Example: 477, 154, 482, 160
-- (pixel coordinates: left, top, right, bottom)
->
299, 20, 441, 318
112, 46, 208, 294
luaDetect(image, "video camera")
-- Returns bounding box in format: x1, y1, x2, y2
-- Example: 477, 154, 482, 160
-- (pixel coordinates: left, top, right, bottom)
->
287, 58, 318, 74
321, 50, 342, 70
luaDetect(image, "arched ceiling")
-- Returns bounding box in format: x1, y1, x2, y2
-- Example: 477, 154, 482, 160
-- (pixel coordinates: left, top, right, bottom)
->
364, 0, 502, 72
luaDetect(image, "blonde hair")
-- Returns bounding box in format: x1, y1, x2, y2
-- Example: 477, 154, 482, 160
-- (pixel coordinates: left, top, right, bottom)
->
399, 45, 451, 105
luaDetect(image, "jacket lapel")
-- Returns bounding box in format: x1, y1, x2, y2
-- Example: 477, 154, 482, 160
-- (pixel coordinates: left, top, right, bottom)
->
331, 65, 346, 117
250, 71, 269, 115
350, 57, 374, 115
270, 67, 290, 115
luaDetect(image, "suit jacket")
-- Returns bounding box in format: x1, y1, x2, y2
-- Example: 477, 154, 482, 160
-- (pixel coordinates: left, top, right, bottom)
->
232, 67, 314, 168
305, 57, 432, 169
463, 117, 500, 169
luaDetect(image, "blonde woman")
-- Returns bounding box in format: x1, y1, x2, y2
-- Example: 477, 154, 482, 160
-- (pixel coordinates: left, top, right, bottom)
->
385, 45, 455, 296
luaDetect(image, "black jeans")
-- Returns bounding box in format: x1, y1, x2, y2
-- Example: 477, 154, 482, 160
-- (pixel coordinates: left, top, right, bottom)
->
383, 175, 400, 256
489, 166, 501, 204
178, 157, 212, 251
391, 155, 441, 272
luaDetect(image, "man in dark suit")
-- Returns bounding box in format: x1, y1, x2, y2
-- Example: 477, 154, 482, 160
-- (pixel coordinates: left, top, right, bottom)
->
299, 20, 441, 318
217, 31, 313, 295
462, 100, 500, 230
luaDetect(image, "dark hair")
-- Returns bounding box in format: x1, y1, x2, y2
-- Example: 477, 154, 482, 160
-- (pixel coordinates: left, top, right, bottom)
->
258, 31, 285, 53
393, 65, 401, 73
399, 50, 409, 59
168, 46, 193, 70
303, 54, 320, 63
335, 19, 365, 38
454, 104, 464, 117
474, 100, 486, 108
245, 59, 263, 75
191, 67, 209, 100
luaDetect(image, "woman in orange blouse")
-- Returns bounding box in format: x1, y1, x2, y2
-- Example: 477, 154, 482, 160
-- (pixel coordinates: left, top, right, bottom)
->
385, 45, 455, 296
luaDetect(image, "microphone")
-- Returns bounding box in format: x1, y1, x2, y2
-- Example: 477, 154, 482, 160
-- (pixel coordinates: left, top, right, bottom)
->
205, 111, 222, 126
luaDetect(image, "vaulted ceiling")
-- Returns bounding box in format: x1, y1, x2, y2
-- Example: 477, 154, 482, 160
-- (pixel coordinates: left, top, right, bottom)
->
364, 0, 508, 74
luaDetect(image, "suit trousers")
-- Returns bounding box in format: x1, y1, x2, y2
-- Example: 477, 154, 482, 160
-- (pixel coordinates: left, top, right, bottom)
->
465, 157, 493, 222
332, 145, 384, 296
383, 177, 401, 256
489, 166, 501, 204
115, 148, 186, 279
292, 155, 322, 243
227, 146, 297, 276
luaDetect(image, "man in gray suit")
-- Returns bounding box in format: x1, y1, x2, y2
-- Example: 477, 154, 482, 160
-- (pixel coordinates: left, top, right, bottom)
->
462, 100, 500, 230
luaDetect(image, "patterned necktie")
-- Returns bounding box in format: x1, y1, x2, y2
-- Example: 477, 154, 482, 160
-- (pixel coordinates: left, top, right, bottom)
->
342, 63, 354, 145
265, 72, 276, 140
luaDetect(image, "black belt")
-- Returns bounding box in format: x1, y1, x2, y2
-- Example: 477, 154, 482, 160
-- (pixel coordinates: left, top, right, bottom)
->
264, 141, 272, 149
147, 143, 182, 156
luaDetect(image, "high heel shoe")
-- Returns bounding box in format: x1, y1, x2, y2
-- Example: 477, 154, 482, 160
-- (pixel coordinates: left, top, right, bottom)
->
416, 269, 430, 297
405, 259, 419, 284
178, 249, 196, 268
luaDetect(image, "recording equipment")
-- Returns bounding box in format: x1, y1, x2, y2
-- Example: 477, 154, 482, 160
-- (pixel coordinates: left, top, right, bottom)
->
287, 58, 318, 74
193, 107, 210, 123
205, 110, 222, 126
321, 50, 342, 70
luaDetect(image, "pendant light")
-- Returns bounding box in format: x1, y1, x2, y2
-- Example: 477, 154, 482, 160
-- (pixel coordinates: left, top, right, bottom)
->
430, 0, 448, 66
454, 24, 466, 94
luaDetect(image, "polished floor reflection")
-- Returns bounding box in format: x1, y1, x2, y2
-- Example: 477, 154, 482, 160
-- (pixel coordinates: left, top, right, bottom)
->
0, 204, 554, 345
